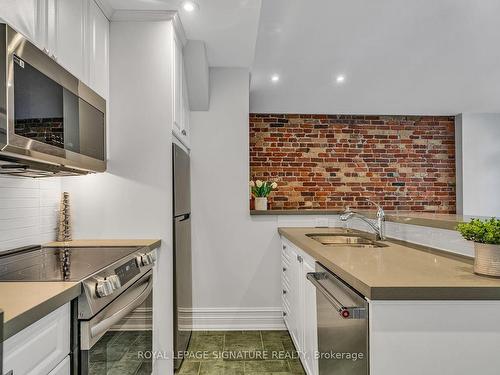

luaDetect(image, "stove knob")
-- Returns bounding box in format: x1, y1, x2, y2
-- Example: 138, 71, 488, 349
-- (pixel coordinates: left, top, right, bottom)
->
107, 274, 121, 290
148, 251, 157, 263
141, 253, 152, 266
136, 255, 144, 267
96, 279, 114, 298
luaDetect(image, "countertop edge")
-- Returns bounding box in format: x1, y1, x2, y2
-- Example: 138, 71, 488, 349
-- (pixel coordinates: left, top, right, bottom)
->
256, 210, 460, 230
44, 239, 162, 251
3, 283, 81, 341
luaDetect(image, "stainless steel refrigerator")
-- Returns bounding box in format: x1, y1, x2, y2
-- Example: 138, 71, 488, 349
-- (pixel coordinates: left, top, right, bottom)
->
172, 144, 192, 370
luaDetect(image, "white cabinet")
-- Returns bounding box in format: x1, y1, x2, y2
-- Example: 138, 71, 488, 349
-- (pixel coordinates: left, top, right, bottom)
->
47, 0, 85, 79
48, 356, 70, 375
281, 238, 318, 375
302, 259, 319, 375
87, 0, 109, 98
0, 0, 44, 47
3, 303, 71, 375
172, 32, 190, 148
1, 0, 109, 99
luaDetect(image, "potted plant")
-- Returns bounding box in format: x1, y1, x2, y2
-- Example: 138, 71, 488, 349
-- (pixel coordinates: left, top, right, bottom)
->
457, 218, 500, 277
250, 180, 278, 211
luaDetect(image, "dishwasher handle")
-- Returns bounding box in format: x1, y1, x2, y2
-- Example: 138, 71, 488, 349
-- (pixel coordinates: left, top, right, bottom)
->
307, 272, 367, 319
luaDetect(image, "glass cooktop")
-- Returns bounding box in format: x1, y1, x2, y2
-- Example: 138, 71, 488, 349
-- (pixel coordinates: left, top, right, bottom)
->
0, 246, 140, 282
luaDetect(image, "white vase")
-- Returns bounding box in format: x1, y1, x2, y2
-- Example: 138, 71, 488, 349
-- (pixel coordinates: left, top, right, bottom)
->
255, 197, 268, 211
474, 243, 500, 277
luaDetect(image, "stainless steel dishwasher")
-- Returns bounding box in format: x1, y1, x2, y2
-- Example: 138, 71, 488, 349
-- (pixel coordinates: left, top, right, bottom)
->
307, 263, 369, 374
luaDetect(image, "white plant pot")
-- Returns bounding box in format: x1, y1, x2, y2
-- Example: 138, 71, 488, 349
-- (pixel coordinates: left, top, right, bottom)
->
474, 243, 500, 277
254, 197, 268, 211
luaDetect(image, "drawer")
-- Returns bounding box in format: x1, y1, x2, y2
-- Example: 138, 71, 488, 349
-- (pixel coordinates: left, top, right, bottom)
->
281, 242, 292, 261
3, 303, 70, 375
48, 356, 70, 375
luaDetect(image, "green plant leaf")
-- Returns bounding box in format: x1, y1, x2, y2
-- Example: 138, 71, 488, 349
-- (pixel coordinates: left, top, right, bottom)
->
457, 218, 500, 244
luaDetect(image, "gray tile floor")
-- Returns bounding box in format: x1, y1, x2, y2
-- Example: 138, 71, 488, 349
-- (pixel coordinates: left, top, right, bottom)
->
175, 331, 306, 375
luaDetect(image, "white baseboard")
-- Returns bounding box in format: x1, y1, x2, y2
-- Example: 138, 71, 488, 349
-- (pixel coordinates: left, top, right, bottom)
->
179, 307, 286, 331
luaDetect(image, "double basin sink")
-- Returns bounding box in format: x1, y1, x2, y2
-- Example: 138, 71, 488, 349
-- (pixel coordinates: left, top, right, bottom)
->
306, 233, 388, 248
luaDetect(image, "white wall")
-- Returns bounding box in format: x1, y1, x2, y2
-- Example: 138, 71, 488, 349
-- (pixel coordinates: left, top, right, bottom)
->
0, 177, 60, 252
190, 68, 283, 328
456, 113, 500, 217
61, 20, 174, 374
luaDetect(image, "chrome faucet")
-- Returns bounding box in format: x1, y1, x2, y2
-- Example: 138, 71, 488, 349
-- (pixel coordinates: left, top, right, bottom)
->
340, 200, 386, 240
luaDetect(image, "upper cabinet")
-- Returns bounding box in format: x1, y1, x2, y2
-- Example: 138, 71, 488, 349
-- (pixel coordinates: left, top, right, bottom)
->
172, 30, 190, 148
87, 0, 109, 98
0, 0, 44, 47
47, 0, 85, 80
1, 0, 109, 99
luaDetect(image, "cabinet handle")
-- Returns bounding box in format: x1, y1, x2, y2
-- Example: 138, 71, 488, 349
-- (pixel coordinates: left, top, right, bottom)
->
282, 289, 287, 295
282, 245, 286, 250
181, 129, 187, 136
43, 48, 49, 55
297, 255, 303, 263
51, 53, 57, 61
282, 267, 287, 272
283, 311, 287, 317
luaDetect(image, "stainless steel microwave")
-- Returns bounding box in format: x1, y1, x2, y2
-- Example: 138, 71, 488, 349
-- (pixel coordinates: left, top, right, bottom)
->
0, 23, 106, 177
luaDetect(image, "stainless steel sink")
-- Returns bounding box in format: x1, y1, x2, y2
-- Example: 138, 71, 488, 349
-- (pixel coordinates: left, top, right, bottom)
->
306, 233, 388, 248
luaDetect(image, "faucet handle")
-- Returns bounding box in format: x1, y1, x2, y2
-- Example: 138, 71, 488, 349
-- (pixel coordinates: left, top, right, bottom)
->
365, 199, 385, 218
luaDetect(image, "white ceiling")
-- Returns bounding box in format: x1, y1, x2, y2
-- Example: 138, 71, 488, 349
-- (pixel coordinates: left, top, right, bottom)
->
102, 0, 262, 67
250, 0, 500, 115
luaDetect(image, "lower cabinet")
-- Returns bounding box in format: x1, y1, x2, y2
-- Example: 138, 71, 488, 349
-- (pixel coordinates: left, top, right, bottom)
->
3, 303, 71, 375
48, 356, 70, 375
281, 238, 318, 375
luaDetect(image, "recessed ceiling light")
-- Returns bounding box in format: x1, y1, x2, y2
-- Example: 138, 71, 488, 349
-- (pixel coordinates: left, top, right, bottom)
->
271, 74, 280, 83
336, 75, 346, 84
181, 1, 199, 12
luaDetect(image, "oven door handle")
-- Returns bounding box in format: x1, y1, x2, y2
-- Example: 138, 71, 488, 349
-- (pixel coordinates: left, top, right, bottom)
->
90, 274, 153, 338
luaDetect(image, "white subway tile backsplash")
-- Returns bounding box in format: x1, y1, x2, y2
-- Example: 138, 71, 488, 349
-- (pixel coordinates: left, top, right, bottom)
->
0, 176, 61, 252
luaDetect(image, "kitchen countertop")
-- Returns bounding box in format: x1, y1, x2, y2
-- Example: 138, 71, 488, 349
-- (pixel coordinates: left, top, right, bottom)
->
279, 227, 500, 300
44, 239, 161, 250
254, 210, 473, 230
1, 238, 161, 341
0, 282, 81, 340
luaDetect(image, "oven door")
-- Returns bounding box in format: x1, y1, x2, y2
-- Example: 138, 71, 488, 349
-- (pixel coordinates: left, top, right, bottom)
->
80, 271, 153, 375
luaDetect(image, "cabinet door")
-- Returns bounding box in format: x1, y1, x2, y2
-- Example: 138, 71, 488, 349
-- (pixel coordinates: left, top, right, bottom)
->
181, 63, 190, 142
48, 356, 70, 375
302, 260, 319, 375
88, 0, 109, 98
172, 35, 183, 134
0, 0, 45, 47
3, 303, 70, 375
47, 0, 85, 79
289, 247, 303, 351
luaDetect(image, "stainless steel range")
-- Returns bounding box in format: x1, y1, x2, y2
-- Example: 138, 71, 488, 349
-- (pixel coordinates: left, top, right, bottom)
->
0, 245, 157, 375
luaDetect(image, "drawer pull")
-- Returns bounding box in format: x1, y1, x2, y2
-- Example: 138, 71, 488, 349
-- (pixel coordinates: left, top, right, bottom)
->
282, 289, 287, 295
282, 267, 287, 272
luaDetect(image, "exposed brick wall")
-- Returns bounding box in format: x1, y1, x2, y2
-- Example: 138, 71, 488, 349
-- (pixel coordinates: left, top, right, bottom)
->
249, 114, 456, 213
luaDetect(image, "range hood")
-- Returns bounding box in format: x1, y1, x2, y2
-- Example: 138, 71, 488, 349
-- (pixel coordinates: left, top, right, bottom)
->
0, 24, 107, 177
